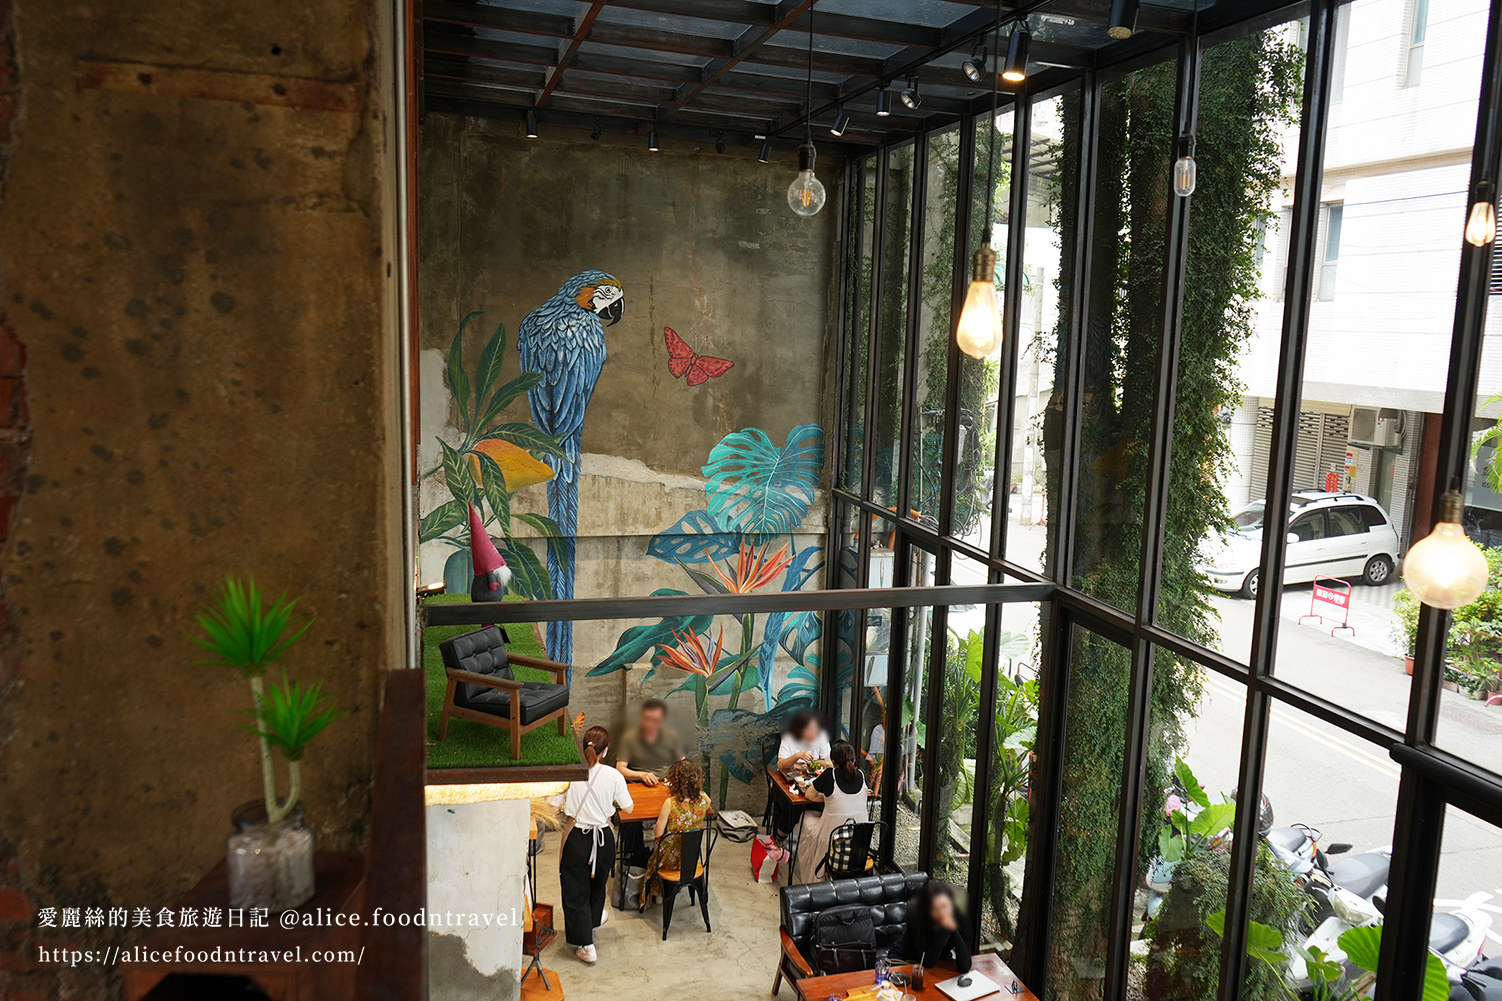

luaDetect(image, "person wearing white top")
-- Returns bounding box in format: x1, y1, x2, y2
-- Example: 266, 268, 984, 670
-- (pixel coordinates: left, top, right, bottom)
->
557, 726, 633, 964
776, 709, 832, 775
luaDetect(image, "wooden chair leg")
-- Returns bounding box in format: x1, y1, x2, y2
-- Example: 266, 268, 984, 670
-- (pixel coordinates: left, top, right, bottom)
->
511, 719, 522, 760
557, 713, 566, 735
439, 679, 456, 741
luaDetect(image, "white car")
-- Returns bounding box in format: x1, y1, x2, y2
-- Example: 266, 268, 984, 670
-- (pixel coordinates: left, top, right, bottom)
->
1202, 492, 1401, 599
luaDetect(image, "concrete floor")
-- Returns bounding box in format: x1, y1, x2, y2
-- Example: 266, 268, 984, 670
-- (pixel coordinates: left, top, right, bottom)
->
532, 834, 784, 1000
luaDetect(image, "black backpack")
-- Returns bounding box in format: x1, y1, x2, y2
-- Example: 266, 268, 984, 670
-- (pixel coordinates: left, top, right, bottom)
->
812, 903, 876, 975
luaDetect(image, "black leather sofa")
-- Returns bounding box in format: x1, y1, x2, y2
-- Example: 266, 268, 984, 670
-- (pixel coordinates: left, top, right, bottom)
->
774, 871, 929, 995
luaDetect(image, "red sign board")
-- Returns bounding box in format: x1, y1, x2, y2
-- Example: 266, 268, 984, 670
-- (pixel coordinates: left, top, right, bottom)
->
1300, 576, 1355, 636
1312, 581, 1350, 611
1325, 471, 1340, 492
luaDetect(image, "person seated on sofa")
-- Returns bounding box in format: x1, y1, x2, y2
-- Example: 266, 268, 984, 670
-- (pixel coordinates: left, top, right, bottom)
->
614, 698, 685, 786
891, 879, 972, 973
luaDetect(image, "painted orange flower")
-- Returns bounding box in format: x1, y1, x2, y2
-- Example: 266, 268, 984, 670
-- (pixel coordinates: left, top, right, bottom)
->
655, 627, 724, 677
710, 540, 794, 593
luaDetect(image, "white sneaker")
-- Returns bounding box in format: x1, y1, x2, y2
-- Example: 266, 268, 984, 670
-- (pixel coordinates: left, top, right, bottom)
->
596, 908, 609, 928
575, 944, 597, 964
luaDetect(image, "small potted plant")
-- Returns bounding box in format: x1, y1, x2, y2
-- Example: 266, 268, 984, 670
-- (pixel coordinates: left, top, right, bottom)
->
1393, 588, 1420, 676
192, 578, 344, 911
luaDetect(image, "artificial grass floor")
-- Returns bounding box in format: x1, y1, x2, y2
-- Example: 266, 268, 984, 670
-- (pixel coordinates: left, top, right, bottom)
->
423, 594, 582, 769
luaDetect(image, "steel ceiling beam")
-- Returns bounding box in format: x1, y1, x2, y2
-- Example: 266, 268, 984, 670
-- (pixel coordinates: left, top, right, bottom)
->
659, 0, 815, 120
538, 0, 607, 107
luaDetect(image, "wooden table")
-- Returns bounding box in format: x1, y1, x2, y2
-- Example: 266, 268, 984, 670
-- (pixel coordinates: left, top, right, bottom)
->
121, 852, 365, 1001
619, 780, 672, 823
794, 955, 1033, 1001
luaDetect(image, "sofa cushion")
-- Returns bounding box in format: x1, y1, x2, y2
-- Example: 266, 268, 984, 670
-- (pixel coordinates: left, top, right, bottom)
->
462, 681, 569, 725
439, 626, 515, 702
781, 871, 928, 967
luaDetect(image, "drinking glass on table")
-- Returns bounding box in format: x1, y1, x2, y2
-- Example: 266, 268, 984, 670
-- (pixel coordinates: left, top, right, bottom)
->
875, 957, 891, 984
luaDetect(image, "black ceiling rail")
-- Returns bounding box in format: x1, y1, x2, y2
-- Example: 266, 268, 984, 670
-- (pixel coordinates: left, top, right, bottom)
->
422, 580, 1058, 626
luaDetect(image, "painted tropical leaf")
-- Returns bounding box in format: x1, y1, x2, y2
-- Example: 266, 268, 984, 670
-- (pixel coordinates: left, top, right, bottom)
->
447, 311, 482, 427
589, 589, 712, 676
703, 424, 825, 535
774, 665, 819, 706
474, 371, 542, 432
516, 512, 564, 542
757, 544, 824, 705
478, 422, 567, 460
438, 439, 476, 506
475, 452, 512, 536
418, 500, 466, 543
645, 509, 740, 564
442, 549, 472, 593
497, 540, 551, 600
705, 700, 815, 786
668, 648, 755, 696
468, 438, 554, 492
678, 562, 749, 628
472, 321, 507, 412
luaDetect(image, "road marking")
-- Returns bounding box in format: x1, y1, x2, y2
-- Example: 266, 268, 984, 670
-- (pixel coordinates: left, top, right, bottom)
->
1202, 674, 1401, 781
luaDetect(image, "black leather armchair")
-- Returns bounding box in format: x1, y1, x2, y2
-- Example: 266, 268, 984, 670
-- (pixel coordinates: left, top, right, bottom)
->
437, 626, 570, 759
773, 871, 928, 995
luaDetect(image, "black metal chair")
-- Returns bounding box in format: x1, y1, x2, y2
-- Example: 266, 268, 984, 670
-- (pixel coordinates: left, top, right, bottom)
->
815, 820, 884, 881
650, 825, 715, 940
759, 730, 786, 835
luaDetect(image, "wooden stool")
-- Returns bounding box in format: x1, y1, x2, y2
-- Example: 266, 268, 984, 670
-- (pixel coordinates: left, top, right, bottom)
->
520, 967, 565, 999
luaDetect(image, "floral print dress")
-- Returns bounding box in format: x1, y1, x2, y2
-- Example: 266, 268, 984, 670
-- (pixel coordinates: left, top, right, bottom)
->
640, 792, 711, 908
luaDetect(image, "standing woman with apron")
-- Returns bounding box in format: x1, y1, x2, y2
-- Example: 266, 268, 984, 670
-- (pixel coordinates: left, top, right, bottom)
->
558, 726, 633, 964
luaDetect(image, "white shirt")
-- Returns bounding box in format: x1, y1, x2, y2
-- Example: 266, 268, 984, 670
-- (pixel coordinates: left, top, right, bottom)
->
561, 763, 633, 830
778, 730, 832, 772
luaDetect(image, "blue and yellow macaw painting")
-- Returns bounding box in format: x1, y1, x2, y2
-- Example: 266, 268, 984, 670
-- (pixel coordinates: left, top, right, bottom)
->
518, 269, 626, 666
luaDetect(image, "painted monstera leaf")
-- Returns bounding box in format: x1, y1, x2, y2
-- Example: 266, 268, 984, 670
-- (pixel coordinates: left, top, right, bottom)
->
645, 509, 740, 565
703, 424, 824, 535
589, 589, 712, 676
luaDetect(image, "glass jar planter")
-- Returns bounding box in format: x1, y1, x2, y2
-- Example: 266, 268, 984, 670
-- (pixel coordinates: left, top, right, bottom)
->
226, 801, 315, 912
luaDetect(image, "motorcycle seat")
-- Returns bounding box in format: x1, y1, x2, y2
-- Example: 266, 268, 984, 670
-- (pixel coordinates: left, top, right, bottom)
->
1325, 852, 1388, 900
1430, 912, 1469, 955
1267, 827, 1309, 855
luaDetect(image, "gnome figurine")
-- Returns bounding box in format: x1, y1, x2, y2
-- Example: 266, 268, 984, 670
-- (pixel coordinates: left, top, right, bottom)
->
468, 503, 512, 602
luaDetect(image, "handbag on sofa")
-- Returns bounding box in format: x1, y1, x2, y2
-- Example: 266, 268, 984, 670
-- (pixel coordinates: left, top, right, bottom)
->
812, 903, 876, 975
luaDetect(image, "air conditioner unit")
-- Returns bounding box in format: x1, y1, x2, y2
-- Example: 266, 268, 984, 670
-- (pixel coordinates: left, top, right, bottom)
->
1349, 406, 1404, 447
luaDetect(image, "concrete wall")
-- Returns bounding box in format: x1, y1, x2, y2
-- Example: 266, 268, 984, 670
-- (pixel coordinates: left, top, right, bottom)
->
426, 799, 531, 1001
416, 115, 841, 809
0, 0, 403, 995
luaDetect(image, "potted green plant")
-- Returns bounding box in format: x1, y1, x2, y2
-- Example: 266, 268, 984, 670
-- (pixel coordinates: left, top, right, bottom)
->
1392, 588, 1420, 676
192, 578, 344, 911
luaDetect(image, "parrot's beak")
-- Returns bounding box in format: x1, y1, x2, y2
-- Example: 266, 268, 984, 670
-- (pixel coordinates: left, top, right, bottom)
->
599, 297, 624, 327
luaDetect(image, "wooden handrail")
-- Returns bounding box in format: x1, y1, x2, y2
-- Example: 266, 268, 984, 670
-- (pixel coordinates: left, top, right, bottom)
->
356, 669, 428, 1000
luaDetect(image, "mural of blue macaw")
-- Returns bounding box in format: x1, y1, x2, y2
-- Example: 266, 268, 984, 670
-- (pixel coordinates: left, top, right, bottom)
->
518, 269, 625, 670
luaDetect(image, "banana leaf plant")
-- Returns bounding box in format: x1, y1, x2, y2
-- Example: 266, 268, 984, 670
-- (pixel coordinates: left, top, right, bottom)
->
419, 311, 568, 599
191, 579, 344, 834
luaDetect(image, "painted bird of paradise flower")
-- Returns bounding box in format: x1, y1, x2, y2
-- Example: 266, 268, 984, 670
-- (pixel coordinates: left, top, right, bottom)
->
708, 540, 794, 594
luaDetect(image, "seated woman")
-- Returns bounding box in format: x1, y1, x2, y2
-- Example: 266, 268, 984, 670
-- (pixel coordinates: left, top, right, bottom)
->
797, 739, 870, 883
776, 709, 832, 775
639, 757, 711, 910
891, 879, 972, 974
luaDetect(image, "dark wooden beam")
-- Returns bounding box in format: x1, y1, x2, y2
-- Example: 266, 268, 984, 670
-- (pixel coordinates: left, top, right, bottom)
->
539, 0, 607, 107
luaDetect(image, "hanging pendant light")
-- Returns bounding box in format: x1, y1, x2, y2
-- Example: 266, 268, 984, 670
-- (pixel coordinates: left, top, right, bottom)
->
1405, 491, 1489, 609
1465, 182, 1496, 246
1001, 26, 1030, 83
957, 2, 1007, 359
1173, 135, 1197, 197
787, 1, 826, 217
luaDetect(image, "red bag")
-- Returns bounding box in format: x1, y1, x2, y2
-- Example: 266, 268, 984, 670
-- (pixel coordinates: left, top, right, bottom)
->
751, 833, 789, 883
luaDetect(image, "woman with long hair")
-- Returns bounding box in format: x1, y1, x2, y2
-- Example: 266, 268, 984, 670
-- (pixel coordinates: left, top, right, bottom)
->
892, 879, 972, 973
797, 738, 870, 882
638, 757, 711, 909
557, 725, 633, 964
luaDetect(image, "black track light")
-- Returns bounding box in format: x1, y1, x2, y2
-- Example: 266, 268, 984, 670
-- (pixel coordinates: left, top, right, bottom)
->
875, 86, 892, 117
525, 110, 538, 138
757, 136, 772, 163
1108, 0, 1139, 40
590, 120, 602, 141
830, 106, 850, 137
1002, 28, 1030, 83
962, 42, 987, 84
900, 76, 921, 110
714, 132, 726, 154
648, 129, 660, 152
